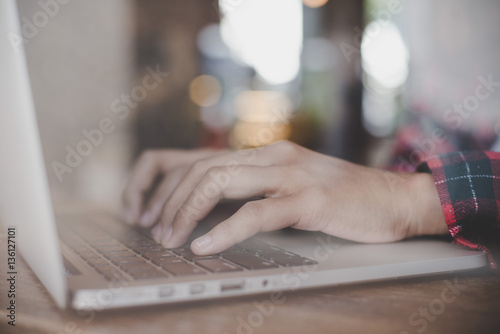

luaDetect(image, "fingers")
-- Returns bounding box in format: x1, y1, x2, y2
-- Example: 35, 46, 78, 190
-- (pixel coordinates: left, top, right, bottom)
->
157, 145, 295, 233
121, 149, 220, 224
154, 165, 291, 247
156, 152, 249, 235
122, 150, 164, 224
138, 166, 188, 228
190, 196, 301, 255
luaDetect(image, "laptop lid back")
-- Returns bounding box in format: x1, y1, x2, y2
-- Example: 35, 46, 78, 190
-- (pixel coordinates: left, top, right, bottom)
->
0, 0, 67, 308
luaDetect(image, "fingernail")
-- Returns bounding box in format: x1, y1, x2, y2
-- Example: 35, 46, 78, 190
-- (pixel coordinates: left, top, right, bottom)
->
139, 212, 151, 227
152, 224, 162, 242
194, 234, 212, 249
161, 226, 173, 246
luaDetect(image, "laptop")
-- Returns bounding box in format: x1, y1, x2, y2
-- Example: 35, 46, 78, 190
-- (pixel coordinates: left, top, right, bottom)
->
0, 0, 486, 311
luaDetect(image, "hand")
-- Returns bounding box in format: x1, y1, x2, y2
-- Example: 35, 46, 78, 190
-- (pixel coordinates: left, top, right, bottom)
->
121, 141, 448, 255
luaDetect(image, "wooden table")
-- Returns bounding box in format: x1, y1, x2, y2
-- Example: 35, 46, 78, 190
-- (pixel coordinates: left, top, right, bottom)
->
1, 234, 499, 334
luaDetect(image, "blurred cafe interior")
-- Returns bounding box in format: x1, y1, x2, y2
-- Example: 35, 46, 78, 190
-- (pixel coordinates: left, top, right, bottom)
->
19, 0, 500, 207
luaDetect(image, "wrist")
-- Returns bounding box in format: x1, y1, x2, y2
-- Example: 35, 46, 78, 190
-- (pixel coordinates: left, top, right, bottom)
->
404, 172, 449, 238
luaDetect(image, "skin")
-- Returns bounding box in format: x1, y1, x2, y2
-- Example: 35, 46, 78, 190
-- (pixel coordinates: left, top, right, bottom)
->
121, 140, 449, 255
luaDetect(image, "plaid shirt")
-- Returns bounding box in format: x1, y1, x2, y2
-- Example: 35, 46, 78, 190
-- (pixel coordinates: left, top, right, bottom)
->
389, 124, 500, 270
417, 151, 500, 270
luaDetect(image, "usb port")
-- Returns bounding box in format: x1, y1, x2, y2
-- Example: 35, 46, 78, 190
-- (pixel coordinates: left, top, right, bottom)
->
158, 287, 174, 298
220, 281, 245, 292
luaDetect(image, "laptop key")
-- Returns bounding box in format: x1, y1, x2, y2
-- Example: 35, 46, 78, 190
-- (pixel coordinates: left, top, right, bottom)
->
79, 252, 101, 261
178, 250, 218, 262
110, 256, 143, 265
71, 244, 91, 252
132, 246, 167, 254
219, 246, 245, 254
102, 251, 136, 260
123, 239, 156, 247
129, 269, 168, 280
94, 266, 126, 280
183, 254, 219, 262
238, 239, 283, 254
120, 262, 158, 273
222, 253, 279, 270
171, 246, 191, 256
272, 257, 318, 267
91, 242, 116, 248
89, 263, 113, 272
141, 251, 175, 261
95, 245, 128, 252
151, 257, 186, 266
257, 251, 301, 261
87, 258, 109, 266
195, 258, 243, 273
161, 262, 206, 276
102, 270, 128, 281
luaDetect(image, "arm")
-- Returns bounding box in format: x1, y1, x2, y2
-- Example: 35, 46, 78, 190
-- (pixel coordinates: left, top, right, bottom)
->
121, 141, 449, 255
418, 151, 500, 270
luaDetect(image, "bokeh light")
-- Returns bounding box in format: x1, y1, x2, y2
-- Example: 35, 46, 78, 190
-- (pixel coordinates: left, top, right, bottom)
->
234, 90, 293, 122
197, 24, 230, 59
188, 75, 222, 107
361, 21, 409, 89
302, 0, 329, 8
219, 0, 303, 85
230, 90, 293, 148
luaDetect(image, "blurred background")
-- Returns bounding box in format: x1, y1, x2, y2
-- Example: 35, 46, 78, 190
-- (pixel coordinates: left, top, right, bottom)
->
18, 0, 500, 208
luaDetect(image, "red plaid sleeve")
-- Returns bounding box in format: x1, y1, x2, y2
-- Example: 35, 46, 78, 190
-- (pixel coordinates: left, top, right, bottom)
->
417, 151, 500, 270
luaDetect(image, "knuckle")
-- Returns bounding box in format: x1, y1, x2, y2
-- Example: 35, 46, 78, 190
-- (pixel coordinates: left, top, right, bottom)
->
214, 165, 227, 173
200, 167, 218, 189
275, 140, 297, 153
206, 165, 224, 178
269, 166, 294, 196
270, 140, 304, 163
297, 187, 329, 228
242, 201, 266, 220
191, 159, 208, 175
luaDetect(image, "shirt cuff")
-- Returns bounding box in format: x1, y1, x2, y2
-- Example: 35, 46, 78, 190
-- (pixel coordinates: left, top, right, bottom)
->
417, 151, 500, 271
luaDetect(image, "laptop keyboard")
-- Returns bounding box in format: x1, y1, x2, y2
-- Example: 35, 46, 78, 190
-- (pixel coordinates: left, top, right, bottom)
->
58, 218, 317, 281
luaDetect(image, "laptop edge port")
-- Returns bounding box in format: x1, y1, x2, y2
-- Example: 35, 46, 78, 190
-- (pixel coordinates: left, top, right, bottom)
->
220, 281, 245, 292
